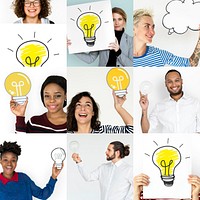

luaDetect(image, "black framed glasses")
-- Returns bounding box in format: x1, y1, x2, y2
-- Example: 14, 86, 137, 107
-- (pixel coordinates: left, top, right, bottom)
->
24, 0, 40, 7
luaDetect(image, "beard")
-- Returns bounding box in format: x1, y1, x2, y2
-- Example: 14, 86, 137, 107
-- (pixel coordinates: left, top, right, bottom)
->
106, 153, 116, 161
167, 86, 183, 97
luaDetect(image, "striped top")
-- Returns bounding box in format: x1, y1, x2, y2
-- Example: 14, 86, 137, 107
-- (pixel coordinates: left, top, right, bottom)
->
133, 46, 190, 67
68, 125, 133, 134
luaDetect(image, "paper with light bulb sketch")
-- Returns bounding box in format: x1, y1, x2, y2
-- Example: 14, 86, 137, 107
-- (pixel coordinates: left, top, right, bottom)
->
67, 0, 115, 54
142, 135, 191, 199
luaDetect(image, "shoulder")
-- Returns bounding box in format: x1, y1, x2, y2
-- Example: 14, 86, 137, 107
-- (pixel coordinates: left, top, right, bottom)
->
14, 18, 23, 24
41, 18, 54, 24
30, 113, 46, 122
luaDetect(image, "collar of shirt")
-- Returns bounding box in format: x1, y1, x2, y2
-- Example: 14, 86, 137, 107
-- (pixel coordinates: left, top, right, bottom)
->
112, 159, 123, 167
168, 93, 189, 101
0, 172, 18, 185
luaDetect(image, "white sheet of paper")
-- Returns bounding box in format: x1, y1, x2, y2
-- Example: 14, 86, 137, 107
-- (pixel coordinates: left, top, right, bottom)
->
67, 0, 115, 54
142, 135, 191, 199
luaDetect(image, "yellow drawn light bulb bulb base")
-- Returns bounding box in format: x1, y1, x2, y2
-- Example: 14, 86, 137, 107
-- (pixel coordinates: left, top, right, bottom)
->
161, 175, 175, 187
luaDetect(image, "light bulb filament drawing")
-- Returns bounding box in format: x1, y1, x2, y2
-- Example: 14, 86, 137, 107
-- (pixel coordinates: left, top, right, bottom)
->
25, 56, 40, 67
112, 76, 124, 90
11, 81, 24, 96
16, 40, 49, 67
152, 145, 181, 187
77, 12, 102, 47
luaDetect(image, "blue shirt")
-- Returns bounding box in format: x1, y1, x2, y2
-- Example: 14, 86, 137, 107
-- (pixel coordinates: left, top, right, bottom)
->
0, 172, 56, 200
133, 46, 190, 67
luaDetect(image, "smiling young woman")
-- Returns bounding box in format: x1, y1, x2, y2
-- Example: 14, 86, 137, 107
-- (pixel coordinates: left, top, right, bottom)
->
12, 0, 54, 24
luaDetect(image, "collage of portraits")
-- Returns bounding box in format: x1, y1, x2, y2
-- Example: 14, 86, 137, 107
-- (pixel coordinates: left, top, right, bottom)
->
0, 0, 200, 199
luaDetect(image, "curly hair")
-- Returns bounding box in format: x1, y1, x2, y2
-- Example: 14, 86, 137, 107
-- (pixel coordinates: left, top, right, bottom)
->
0, 141, 21, 159
67, 91, 101, 132
110, 141, 130, 158
12, 0, 52, 19
40, 75, 67, 108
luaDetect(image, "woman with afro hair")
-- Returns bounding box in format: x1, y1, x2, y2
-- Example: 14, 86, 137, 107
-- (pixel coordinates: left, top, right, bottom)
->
0, 141, 63, 200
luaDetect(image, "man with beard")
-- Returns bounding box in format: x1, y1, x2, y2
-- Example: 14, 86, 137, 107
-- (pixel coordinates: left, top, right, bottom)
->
139, 69, 200, 133
71, 141, 133, 200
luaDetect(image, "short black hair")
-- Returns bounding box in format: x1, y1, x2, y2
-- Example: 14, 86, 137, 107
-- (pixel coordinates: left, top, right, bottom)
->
40, 75, 67, 107
165, 69, 182, 80
0, 141, 21, 159
110, 141, 130, 158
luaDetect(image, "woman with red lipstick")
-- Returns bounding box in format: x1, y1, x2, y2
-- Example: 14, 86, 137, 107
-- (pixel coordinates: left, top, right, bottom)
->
12, 0, 54, 24
68, 7, 133, 67
133, 9, 200, 67
10, 75, 67, 133
67, 91, 133, 133
0, 141, 63, 200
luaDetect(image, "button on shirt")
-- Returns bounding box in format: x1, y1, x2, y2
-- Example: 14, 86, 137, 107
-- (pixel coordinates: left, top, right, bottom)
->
77, 159, 133, 200
149, 94, 200, 133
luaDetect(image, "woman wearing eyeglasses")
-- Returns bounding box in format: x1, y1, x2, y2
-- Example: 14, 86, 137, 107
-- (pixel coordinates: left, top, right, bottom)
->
12, 0, 54, 24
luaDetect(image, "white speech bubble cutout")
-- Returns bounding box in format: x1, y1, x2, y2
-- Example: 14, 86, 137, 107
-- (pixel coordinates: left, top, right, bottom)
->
162, 0, 200, 34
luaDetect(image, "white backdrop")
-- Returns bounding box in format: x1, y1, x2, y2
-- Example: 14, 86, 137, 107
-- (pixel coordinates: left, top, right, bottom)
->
0, 0, 67, 24
67, 134, 133, 200
0, 134, 67, 200
133, 67, 200, 133
67, 67, 133, 126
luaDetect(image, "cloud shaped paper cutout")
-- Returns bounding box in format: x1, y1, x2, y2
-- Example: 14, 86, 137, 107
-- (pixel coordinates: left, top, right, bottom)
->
162, 0, 200, 34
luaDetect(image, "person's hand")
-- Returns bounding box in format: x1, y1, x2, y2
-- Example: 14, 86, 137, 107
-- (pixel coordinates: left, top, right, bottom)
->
67, 38, 72, 47
188, 175, 200, 199
51, 162, 64, 179
108, 37, 120, 52
10, 97, 28, 117
134, 173, 150, 197
112, 90, 126, 110
139, 92, 149, 111
72, 153, 82, 163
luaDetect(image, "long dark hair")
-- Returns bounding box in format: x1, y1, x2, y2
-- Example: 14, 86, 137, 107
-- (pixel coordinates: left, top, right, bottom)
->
67, 91, 101, 131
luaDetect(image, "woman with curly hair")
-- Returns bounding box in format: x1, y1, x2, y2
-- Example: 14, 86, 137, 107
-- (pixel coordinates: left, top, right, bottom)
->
67, 91, 133, 133
0, 141, 63, 200
12, 0, 54, 24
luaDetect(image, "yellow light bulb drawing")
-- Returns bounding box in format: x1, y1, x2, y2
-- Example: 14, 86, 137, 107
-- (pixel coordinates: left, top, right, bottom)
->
106, 68, 130, 97
5, 72, 31, 104
16, 40, 49, 67
152, 146, 181, 187
77, 12, 101, 47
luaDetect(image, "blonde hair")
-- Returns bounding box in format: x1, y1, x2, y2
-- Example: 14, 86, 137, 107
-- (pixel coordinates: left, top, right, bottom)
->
133, 9, 153, 26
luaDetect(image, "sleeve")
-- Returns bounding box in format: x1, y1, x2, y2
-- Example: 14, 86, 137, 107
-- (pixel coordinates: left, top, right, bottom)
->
75, 51, 99, 64
99, 125, 133, 133
159, 48, 190, 67
30, 176, 57, 199
148, 105, 159, 133
116, 35, 133, 66
195, 101, 200, 133
124, 167, 134, 200
77, 162, 100, 182
15, 116, 27, 133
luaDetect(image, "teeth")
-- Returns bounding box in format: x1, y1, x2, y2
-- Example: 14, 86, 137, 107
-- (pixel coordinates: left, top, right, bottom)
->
79, 114, 87, 117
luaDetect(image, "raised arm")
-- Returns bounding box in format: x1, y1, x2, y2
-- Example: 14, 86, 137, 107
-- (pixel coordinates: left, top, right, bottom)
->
139, 92, 150, 133
113, 91, 133, 126
189, 25, 200, 67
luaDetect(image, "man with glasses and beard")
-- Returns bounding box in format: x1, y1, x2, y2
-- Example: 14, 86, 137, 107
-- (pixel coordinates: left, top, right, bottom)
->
72, 141, 133, 200
139, 69, 200, 133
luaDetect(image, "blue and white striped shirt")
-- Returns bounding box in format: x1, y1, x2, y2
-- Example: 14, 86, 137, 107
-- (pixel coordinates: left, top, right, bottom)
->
133, 46, 190, 67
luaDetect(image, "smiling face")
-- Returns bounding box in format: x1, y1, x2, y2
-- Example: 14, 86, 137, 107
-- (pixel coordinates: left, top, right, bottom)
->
24, 0, 41, 19
165, 71, 183, 96
134, 16, 155, 44
112, 13, 126, 31
43, 83, 66, 114
0, 152, 17, 179
75, 96, 94, 126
